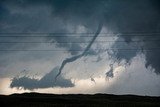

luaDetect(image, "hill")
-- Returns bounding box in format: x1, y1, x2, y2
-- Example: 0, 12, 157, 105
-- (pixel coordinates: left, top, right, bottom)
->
0, 93, 160, 107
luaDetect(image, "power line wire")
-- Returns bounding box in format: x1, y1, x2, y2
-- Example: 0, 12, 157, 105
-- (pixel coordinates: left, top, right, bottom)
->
0, 48, 160, 51
0, 40, 160, 43
0, 33, 160, 37
0, 32, 160, 34
0, 35, 160, 37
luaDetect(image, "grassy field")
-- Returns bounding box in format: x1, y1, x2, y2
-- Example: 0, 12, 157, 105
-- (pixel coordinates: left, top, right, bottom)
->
0, 93, 160, 107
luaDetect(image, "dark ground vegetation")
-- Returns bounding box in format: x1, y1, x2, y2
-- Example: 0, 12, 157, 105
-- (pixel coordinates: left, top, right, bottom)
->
0, 93, 160, 107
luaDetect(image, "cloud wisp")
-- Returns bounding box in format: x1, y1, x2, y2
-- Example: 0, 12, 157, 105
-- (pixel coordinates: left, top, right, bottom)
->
10, 66, 74, 90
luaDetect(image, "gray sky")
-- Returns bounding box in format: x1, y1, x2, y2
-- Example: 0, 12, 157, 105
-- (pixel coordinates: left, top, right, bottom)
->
0, 0, 160, 96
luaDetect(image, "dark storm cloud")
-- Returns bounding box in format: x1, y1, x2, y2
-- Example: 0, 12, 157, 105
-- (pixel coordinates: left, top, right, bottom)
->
106, 0, 160, 74
0, 0, 105, 56
10, 66, 74, 90
110, 37, 139, 63
1, 0, 160, 77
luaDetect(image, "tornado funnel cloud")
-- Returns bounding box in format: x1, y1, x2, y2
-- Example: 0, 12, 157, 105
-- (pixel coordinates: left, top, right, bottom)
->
55, 22, 103, 81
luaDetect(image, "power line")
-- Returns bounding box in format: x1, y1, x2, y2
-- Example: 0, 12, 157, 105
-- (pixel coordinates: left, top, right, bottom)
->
0, 35, 160, 37
0, 48, 160, 51
0, 40, 160, 43
0, 33, 160, 37
0, 32, 160, 34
